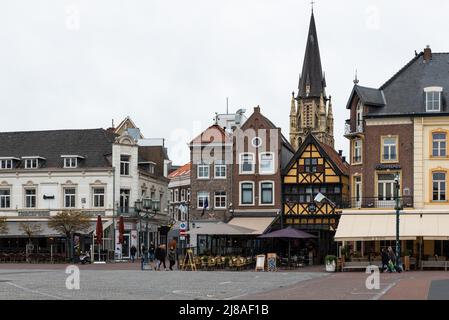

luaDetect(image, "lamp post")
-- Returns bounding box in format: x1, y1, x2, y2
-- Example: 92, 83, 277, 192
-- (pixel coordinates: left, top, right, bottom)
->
394, 173, 402, 268
135, 198, 160, 252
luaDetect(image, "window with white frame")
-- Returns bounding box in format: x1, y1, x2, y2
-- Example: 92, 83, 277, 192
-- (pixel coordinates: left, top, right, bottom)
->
120, 155, 130, 176
259, 153, 275, 174
0, 189, 11, 208
64, 188, 76, 208
240, 153, 255, 174
426, 87, 443, 112
149, 164, 155, 174
24, 159, 38, 169
240, 182, 254, 205
214, 191, 226, 209
260, 182, 274, 205
187, 189, 191, 202
432, 132, 447, 157
433, 172, 446, 202
0, 159, 13, 169
64, 157, 77, 168
214, 162, 226, 178
353, 139, 362, 163
174, 189, 179, 202
93, 187, 105, 208
197, 163, 210, 179
25, 188, 36, 208
197, 191, 209, 209
382, 137, 398, 162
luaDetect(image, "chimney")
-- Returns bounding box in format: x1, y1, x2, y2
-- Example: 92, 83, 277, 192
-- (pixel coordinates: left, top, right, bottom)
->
338, 150, 343, 156
341, 156, 346, 163
254, 105, 261, 113
423, 45, 432, 63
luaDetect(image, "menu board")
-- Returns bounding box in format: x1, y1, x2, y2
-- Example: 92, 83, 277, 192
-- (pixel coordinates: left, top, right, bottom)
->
267, 253, 277, 272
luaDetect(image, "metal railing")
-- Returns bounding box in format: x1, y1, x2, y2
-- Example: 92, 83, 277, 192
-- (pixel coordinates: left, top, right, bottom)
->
117, 207, 138, 217
341, 196, 414, 209
345, 119, 364, 135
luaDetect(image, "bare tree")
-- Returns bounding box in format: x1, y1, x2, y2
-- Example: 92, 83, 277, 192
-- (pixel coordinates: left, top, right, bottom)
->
0, 217, 8, 234
19, 222, 42, 244
19, 222, 43, 262
48, 210, 91, 261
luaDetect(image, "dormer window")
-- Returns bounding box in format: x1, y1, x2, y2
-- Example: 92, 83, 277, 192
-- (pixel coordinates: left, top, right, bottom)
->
0, 157, 19, 169
425, 86, 443, 112
25, 159, 38, 169
61, 155, 84, 168
22, 157, 44, 169
64, 158, 77, 168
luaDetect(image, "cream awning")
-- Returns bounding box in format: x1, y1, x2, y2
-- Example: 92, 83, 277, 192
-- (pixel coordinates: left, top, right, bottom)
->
227, 217, 276, 235
334, 213, 449, 241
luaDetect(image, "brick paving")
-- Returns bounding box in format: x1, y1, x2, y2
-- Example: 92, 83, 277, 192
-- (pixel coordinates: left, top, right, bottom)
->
1, 262, 448, 299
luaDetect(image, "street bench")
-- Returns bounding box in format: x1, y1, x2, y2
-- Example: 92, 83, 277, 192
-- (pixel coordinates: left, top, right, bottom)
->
342, 261, 371, 272
421, 260, 448, 271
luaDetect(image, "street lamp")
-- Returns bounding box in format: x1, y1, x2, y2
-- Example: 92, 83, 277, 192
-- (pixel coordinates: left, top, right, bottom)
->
135, 198, 160, 249
394, 173, 402, 268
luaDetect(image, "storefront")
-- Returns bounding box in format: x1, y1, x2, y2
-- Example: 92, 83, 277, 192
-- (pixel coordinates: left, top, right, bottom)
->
334, 211, 449, 262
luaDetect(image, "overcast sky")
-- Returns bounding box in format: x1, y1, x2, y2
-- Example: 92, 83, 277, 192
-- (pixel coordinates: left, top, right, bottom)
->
1, 0, 449, 165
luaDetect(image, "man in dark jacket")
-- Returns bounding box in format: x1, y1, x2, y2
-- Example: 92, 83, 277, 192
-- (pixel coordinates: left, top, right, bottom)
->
130, 245, 137, 263
381, 248, 389, 272
156, 244, 167, 270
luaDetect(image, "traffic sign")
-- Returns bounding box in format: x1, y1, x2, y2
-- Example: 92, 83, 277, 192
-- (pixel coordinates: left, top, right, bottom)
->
179, 236, 185, 241
180, 221, 187, 231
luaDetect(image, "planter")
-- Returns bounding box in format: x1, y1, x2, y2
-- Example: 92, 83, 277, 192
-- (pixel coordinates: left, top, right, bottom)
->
325, 261, 336, 272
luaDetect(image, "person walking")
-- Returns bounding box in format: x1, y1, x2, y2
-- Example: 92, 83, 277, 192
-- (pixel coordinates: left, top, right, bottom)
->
140, 244, 148, 271
130, 245, 137, 263
168, 246, 176, 271
156, 244, 167, 270
149, 242, 155, 262
381, 248, 389, 272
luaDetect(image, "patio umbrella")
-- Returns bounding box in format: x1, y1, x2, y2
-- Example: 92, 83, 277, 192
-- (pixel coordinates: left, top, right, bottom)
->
258, 227, 317, 267
95, 215, 103, 262
118, 216, 125, 245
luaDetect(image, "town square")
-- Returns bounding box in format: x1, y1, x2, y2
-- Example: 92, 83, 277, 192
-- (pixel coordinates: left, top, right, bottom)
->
1, 0, 449, 305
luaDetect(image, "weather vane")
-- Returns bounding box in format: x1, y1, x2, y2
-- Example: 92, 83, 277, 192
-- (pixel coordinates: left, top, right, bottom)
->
311, 0, 315, 12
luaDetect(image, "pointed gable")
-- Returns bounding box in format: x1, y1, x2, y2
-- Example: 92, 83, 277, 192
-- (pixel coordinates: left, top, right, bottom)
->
283, 133, 348, 184
189, 124, 232, 145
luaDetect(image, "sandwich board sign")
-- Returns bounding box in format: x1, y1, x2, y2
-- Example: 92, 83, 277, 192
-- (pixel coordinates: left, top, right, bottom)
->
255, 254, 265, 271
267, 253, 277, 272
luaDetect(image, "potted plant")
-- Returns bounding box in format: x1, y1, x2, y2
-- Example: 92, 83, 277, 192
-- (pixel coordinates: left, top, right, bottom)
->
325, 255, 337, 272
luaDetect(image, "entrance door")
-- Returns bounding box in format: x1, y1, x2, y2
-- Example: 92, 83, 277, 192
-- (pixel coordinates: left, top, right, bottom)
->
377, 174, 396, 207
122, 234, 130, 258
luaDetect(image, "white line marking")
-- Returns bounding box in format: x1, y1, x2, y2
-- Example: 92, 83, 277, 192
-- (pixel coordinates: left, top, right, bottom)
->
6, 282, 66, 300
371, 280, 400, 300
219, 281, 232, 285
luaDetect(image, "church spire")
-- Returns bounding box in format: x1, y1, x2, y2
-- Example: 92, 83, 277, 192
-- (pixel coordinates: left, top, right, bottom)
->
297, 11, 325, 100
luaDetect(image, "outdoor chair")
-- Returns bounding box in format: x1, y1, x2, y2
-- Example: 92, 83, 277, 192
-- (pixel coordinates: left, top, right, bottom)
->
207, 258, 216, 270
215, 257, 223, 269
201, 257, 208, 270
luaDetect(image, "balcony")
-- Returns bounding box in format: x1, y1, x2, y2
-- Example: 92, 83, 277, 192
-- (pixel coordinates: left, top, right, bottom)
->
341, 196, 414, 209
117, 207, 138, 217
344, 119, 364, 137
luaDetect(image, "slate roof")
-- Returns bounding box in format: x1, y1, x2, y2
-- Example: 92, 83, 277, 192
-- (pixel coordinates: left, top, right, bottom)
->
345, 85, 386, 109
347, 51, 449, 117
0, 129, 116, 169
297, 12, 326, 99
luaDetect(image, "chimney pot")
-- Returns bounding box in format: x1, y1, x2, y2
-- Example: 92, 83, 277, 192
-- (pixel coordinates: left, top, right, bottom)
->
423, 45, 432, 62
338, 150, 343, 156
342, 156, 346, 163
